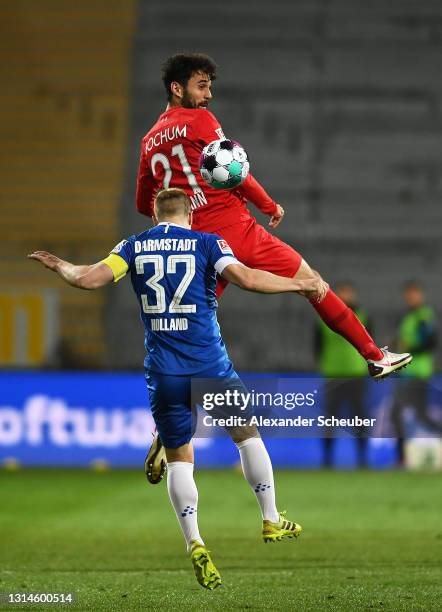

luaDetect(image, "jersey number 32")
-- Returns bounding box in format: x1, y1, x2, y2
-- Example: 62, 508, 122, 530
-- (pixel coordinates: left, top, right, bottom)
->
135, 254, 196, 314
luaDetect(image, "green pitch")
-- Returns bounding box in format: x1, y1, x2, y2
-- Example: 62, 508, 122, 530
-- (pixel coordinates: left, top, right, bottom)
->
1, 469, 441, 611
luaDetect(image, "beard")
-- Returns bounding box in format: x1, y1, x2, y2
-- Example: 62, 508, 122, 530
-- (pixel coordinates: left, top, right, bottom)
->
182, 89, 208, 109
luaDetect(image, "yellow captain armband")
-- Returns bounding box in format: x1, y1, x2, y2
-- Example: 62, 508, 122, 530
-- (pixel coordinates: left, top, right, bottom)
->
100, 254, 129, 282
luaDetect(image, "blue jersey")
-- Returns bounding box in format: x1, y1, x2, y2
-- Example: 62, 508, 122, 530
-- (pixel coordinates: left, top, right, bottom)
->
110, 223, 239, 375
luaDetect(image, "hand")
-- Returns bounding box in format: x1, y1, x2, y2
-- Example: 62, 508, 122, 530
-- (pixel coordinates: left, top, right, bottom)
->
269, 204, 285, 229
28, 250, 62, 272
310, 277, 329, 303
296, 277, 329, 303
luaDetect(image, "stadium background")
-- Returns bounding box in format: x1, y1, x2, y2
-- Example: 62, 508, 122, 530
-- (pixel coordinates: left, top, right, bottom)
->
1, 1, 441, 468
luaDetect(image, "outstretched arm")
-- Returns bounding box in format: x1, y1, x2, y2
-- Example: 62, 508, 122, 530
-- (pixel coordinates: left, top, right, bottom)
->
220, 263, 328, 302
236, 174, 285, 229
28, 251, 114, 290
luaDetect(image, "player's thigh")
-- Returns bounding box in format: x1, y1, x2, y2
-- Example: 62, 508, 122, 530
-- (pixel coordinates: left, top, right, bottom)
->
216, 221, 254, 258
198, 361, 259, 441
215, 222, 253, 298
145, 372, 195, 450
237, 222, 303, 278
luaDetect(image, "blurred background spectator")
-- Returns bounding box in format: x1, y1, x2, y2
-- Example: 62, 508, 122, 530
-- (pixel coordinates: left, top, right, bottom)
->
391, 281, 440, 463
314, 283, 370, 467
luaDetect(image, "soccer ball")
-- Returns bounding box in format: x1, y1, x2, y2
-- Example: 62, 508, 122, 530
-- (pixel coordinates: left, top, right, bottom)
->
199, 139, 249, 189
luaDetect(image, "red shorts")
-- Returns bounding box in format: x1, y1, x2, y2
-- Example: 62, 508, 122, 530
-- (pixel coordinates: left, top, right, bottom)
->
215, 219, 303, 297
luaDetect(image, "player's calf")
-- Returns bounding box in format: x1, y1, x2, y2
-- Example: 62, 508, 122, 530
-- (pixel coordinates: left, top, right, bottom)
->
295, 260, 413, 370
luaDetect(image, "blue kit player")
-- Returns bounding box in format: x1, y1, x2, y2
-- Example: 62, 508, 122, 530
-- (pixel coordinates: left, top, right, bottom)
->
29, 188, 327, 590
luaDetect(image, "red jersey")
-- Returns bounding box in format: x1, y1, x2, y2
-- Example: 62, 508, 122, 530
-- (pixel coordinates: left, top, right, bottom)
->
136, 106, 278, 233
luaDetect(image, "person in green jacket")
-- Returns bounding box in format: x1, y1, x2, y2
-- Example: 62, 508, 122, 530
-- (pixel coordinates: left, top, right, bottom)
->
315, 283, 370, 468
391, 281, 440, 463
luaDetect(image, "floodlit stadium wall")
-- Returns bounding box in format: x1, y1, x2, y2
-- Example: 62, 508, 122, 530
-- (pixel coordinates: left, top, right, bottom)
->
1, 372, 441, 469
0, 1, 136, 369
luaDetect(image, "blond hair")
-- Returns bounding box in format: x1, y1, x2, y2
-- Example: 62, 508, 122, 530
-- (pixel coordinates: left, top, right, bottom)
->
154, 188, 191, 221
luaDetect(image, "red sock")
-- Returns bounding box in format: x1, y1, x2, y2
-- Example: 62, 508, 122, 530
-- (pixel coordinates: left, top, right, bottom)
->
310, 290, 383, 361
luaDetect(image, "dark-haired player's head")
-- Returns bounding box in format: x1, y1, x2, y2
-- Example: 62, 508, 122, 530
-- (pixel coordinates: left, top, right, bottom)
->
154, 188, 192, 226
335, 282, 357, 307
403, 280, 425, 309
162, 53, 217, 109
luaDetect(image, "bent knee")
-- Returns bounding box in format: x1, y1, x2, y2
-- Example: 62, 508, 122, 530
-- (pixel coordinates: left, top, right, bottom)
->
311, 268, 324, 281
228, 425, 259, 443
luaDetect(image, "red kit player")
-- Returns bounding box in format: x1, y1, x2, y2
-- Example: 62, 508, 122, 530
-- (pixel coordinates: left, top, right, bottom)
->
138, 53, 412, 483
137, 53, 411, 382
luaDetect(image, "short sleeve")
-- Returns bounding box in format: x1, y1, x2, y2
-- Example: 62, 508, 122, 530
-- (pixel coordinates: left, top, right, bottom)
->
109, 236, 136, 268
194, 110, 225, 145
205, 234, 239, 275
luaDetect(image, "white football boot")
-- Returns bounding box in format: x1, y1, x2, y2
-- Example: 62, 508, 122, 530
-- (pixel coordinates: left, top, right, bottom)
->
367, 347, 412, 379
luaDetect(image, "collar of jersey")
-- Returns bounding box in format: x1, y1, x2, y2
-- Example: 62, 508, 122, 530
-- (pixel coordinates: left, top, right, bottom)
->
156, 222, 190, 230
